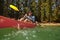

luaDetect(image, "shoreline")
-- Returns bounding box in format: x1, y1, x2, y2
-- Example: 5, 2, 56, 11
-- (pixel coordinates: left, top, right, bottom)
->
39, 23, 60, 26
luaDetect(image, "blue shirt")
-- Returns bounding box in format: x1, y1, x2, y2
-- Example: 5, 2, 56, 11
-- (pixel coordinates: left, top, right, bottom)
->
27, 16, 35, 22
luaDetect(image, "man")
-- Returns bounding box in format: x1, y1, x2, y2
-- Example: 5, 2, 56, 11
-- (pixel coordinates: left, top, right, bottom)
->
19, 11, 35, 23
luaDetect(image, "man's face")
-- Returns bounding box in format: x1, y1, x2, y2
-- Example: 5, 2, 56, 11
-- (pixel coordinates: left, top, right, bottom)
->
28, 12, 32, 16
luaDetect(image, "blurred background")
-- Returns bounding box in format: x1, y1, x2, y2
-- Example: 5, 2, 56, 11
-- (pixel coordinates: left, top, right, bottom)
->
0, 0, 60, 22
0, 0, 60, 40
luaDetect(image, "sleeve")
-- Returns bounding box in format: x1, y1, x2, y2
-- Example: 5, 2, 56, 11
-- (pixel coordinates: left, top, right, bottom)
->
32, 16, 35, 22
26, 16, 35, 22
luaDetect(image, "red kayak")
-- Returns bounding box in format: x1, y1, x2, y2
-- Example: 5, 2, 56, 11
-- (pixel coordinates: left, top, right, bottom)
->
0, 16, 36, 29
0, 16, 18, 28
17, 21, 36, 28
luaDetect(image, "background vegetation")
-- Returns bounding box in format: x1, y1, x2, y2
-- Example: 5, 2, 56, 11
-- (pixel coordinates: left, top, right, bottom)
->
0, 0, 60, 22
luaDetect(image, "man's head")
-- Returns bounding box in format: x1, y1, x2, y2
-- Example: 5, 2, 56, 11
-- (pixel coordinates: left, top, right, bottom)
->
28, 11, 32, 16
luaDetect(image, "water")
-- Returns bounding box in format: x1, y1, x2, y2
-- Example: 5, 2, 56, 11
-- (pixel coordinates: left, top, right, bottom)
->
2, 28, 37, 40
0, 26, 60, 40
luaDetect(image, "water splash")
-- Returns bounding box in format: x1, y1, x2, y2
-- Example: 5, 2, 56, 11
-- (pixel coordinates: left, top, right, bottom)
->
3, 28, 37, 40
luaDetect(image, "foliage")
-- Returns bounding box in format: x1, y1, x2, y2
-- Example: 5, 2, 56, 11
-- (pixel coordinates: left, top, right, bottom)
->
2, 0, 60, 22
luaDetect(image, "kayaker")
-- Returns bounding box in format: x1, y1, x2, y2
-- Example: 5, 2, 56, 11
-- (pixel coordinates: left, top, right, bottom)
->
18, 11, 35, 23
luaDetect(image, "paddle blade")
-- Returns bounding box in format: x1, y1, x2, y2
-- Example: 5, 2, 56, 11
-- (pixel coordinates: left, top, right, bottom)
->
10, 5, 19, 11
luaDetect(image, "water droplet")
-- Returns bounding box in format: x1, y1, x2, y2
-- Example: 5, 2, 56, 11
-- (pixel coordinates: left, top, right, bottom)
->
7, 38, 10, 40
32, 31, 36, 33
26, 37, 29, 40
8, 33, 11, 36
32, 35, 36, 37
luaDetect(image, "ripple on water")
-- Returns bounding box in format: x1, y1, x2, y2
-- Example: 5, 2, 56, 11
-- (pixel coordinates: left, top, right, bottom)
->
4, 33, 11, 37
3, 37, 10, 40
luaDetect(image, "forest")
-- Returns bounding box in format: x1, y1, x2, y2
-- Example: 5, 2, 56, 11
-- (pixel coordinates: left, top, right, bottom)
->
0, 0, 60, 23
